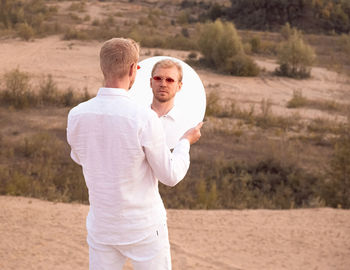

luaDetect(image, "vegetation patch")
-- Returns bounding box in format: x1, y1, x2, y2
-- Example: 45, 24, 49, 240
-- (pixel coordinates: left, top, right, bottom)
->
287, 89, 349, 115
197, 19, 259, 76
0, 69, 91, 109
275, 24, 315, 79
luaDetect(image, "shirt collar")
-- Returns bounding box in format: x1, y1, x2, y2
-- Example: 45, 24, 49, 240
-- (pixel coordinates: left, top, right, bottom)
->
97, 87, 130, 97
163, 105, 182, 121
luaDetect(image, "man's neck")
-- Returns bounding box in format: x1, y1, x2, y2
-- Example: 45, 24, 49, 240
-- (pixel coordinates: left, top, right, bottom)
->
151, 99, 174, 117
104, 76, 130, 90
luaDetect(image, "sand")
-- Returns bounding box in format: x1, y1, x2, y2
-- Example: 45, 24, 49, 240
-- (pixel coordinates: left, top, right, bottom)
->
0, 196, 349, 270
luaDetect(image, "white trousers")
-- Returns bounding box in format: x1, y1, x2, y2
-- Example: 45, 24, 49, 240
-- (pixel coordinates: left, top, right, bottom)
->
88, 223, 172, 270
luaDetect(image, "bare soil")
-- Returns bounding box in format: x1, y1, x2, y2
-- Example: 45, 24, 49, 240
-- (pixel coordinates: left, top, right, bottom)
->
1, 196, 349, 270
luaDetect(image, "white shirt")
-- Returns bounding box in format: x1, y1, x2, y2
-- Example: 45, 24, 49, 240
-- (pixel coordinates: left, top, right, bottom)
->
159, 105, 194, 149
67, 88, 190, 245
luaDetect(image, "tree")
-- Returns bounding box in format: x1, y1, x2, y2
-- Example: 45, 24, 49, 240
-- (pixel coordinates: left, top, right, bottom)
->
197, 19, 259, 76
275, 25, 315, 78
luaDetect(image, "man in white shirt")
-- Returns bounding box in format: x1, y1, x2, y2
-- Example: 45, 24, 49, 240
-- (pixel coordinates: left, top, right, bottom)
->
67, 38, 202, 270
150, 59, 188, 149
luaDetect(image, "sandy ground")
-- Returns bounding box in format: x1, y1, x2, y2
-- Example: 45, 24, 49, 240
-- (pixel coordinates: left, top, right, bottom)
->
0, 196, 349, 270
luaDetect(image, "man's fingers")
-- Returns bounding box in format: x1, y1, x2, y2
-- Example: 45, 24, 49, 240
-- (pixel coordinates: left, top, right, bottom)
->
195, 121, 204, 130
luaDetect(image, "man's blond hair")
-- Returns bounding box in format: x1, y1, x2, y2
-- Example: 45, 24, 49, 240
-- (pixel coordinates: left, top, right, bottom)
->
151, 59, 183, 81
100, 38, 140, 80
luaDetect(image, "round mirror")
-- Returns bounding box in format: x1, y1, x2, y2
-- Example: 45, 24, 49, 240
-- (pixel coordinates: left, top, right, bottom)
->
130, 56, 206, 148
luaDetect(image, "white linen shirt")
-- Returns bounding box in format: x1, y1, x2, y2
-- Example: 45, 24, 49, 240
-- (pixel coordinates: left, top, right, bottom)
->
159, 105, 182, 149
67, 88, 190, 245
159, 105, 194, 150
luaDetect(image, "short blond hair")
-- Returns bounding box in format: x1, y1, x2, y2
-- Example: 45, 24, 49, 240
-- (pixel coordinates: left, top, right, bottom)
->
100, 38, 140, 80
151, 59, 183, 81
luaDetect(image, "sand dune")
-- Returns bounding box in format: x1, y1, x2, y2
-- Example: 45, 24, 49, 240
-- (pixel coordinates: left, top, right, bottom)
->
0, 196, 349, 270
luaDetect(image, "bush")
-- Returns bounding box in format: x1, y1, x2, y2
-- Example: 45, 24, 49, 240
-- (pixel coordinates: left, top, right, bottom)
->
17, 23, 35, 41
198, 19, 259, 76
250, 36, 261, 53
322, 121, 350, 208
287, 90, 308, 108
275, 27, 316, 79
161, 156, 322, 209
187, 51, 198, 60
0, 69, 91, 109
198, 19, 242, 67
0, 69, 36, 109
0, 132, 88, 202
165, 34, 198, 51
225, 53, 260, 76
63, 27, 89, 40
68, 1, 86, 12
39, 74, 59, 105
0, 0, 57, 38
338, 33, 350, 54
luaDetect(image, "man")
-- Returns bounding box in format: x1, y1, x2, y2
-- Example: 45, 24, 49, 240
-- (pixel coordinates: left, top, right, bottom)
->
67, 38, 202, 270
150, 59, 188, 149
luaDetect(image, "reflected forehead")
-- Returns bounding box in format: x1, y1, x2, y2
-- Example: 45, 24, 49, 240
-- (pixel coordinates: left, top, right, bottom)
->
153, 67, 179, 77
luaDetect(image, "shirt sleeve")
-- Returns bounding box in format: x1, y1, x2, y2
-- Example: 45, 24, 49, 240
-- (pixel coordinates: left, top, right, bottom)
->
66, 112, 82, 166
140, 113, 190, 187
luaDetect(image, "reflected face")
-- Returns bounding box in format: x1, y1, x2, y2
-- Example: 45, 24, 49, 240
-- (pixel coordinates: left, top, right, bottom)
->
150, 66, 182, 103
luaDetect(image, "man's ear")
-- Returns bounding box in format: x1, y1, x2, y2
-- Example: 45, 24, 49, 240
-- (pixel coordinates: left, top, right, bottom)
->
129, 63, 136, 77
177, 81, 183, 93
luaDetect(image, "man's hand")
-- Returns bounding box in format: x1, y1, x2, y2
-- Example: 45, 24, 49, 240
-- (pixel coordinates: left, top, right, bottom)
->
181, 122, 204, 145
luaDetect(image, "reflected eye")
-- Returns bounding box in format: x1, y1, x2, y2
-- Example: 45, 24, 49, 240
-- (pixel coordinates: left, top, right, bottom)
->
165, 78, 175, 83
153, 76, 162, 81
152, 76, 176, 83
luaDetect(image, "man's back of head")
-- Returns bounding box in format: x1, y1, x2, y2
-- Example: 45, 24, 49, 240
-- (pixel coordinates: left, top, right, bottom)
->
100, 38, 140, 82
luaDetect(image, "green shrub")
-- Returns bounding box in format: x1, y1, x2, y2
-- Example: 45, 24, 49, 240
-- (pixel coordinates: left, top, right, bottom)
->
198, 19, 259, 76
205, 88, 238, 118
0, 69, 36, 109
280, 22, 294, 40
225, 53, 260, 76
187, 51, 198, 60
68, 1, 86, 12
63, 27, 89, 40
250, 36, 261, 53
0, 0, 57, 38
287, 90, 308, 108
322, 122, 350, 208
338, 33, 350, 54
275, 27, 316, 79
39, 74, 59, 105
17, 23, 35, 41
205, 90, 221, 117
198, 19, 243, 67
177, 10, 190, 25
68, 12, 83, 23
161, 156, 322, 209
165, 34, 198, 51
0, 69, 91, 109
92, 19, 100, 26
0, 132, 88, 202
